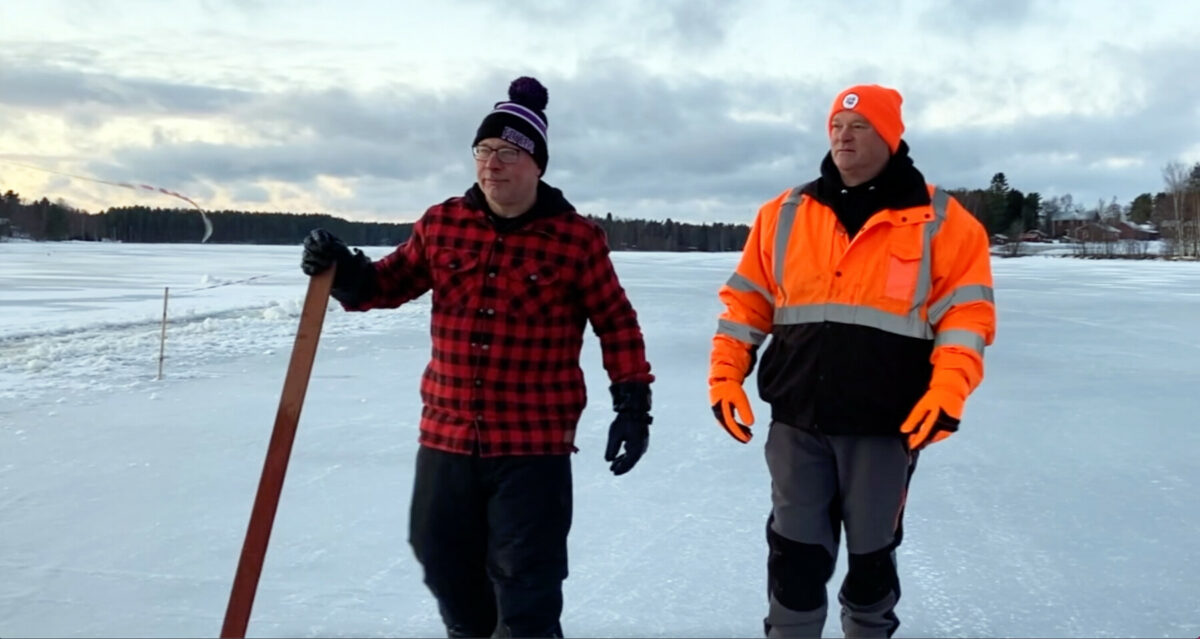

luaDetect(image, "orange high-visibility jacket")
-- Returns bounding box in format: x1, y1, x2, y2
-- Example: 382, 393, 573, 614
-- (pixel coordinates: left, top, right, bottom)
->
711, 181, 996, 435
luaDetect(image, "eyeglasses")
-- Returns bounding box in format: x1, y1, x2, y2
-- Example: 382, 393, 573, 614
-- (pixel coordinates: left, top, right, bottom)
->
472, 144, 523, 164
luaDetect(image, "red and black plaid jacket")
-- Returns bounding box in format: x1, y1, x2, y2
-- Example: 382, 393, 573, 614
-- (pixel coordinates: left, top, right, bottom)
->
342, 182, 654, 456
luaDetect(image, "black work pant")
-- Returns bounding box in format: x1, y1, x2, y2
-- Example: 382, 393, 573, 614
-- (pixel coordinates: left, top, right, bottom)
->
409, 445, 572, 638
763, 423, 918, 638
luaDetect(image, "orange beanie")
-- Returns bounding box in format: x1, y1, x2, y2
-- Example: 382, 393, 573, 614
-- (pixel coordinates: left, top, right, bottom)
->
828, 85, 904, 153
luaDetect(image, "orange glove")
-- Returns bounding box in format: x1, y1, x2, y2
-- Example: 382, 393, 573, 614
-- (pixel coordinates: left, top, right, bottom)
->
710, 378, 755, 443
899, 387, 963, 450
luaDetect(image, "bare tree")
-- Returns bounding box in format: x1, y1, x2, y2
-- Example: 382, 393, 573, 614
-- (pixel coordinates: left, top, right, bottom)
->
1121, 237, 1150, 258
1104, 197, 1124, 223
1004, 219, 1024, 257
1163, 161, 1191, 257
1041, 196, 1061, 236
1191, 165, 1200, 258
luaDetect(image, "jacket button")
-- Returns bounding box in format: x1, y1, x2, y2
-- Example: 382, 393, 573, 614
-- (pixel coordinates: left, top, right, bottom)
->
835, 271, 842, 277
486, 308, 495, 315
488, 271, 497, 278
529, 274, 539, 281
476, 413, 484, 421
475, 378, 482, 386
901, 216, 908, 222
482, 344, 490, 350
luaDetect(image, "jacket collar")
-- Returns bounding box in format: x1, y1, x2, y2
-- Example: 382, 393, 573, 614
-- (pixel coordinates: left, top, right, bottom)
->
464, 180, 574, 232
804, 141, 931, 211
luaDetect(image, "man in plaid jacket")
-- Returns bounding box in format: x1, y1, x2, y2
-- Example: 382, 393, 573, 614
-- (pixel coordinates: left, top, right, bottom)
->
301, 76, 654, 638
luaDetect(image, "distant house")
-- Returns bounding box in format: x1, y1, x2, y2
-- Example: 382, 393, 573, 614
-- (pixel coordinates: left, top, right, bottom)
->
1050, 218, 1088, 238
1069, 222, 1121, 242
990, 233, 1008, 246
1020, 229, 1050, 243
1116, 221, 1160, 241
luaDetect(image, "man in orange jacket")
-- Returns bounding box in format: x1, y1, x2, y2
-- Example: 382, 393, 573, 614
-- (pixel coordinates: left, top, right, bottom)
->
710, 84, 996, 637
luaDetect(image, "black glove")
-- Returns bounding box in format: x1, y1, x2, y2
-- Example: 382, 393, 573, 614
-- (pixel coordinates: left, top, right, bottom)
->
605, 382, 652, 476
301, 228, 350, 276
301, 228, 378, 306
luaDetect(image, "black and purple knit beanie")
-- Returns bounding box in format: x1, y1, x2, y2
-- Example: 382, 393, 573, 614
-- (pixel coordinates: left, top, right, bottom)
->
473, 76, 549, 174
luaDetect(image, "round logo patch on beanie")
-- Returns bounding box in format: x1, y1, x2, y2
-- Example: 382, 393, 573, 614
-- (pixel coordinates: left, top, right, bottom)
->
842, 93, 859, 109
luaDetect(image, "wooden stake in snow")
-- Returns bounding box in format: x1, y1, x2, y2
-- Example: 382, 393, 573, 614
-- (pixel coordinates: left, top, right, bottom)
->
157, 287, 169, 380
221, 267, 334, 638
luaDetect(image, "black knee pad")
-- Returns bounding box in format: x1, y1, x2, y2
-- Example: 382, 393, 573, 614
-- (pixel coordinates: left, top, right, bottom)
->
766, 524, 835, 612
841, 547, 899, 606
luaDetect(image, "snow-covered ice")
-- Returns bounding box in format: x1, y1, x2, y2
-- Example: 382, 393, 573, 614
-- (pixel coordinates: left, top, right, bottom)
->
2, 241, 1198, 637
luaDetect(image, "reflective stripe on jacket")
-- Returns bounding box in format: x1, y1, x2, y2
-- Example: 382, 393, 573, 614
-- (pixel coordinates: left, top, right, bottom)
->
711, 182, 995, 435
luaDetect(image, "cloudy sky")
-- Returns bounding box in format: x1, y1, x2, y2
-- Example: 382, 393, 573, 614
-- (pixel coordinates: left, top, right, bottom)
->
1, 0, 1198, 225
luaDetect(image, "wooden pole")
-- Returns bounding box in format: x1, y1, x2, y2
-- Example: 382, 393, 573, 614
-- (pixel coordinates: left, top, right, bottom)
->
157, 287, 169, 380
221, 267, 334, 638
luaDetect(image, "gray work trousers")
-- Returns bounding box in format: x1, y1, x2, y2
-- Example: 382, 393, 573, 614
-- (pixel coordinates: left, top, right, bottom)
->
763, 422, 917, 638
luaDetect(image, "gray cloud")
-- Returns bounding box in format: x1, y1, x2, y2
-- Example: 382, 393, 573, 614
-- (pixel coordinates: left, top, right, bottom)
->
93, 74, 503, 189
920, 0, 1038, 32
458, 0, 742, 52
0, 63, 253, 114
458, 0, 588, 22
656, 0, 742, 51
907, 41, 1200, 203
199, 0, 270, 14
6, 38, 1197, 223
546, 60, 820, 206
921, 0, 1036, 25
86, 59, 837, 221
230, 182, 271, 203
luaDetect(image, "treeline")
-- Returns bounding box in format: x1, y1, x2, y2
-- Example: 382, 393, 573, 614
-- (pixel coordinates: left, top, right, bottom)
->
948, 162, 1200, 240
0, 190, 750, 251
0, 195, 405, 245
594, 213, 748, 251
5, 159, 1200, 252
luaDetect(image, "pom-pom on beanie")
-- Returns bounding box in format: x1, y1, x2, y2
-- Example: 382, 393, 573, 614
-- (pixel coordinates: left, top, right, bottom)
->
473, 76, 550, 173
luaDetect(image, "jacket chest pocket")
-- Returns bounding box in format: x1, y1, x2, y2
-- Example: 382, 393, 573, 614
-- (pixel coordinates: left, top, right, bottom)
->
505, 261, 564, 317
881, 237, 924, 304
431, 249, 480, 309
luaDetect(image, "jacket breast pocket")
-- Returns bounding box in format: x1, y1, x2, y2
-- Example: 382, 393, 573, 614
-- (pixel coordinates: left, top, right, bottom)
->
882, 239, 923, 303
431, 249, 480, 310
506, 261, 564, 318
